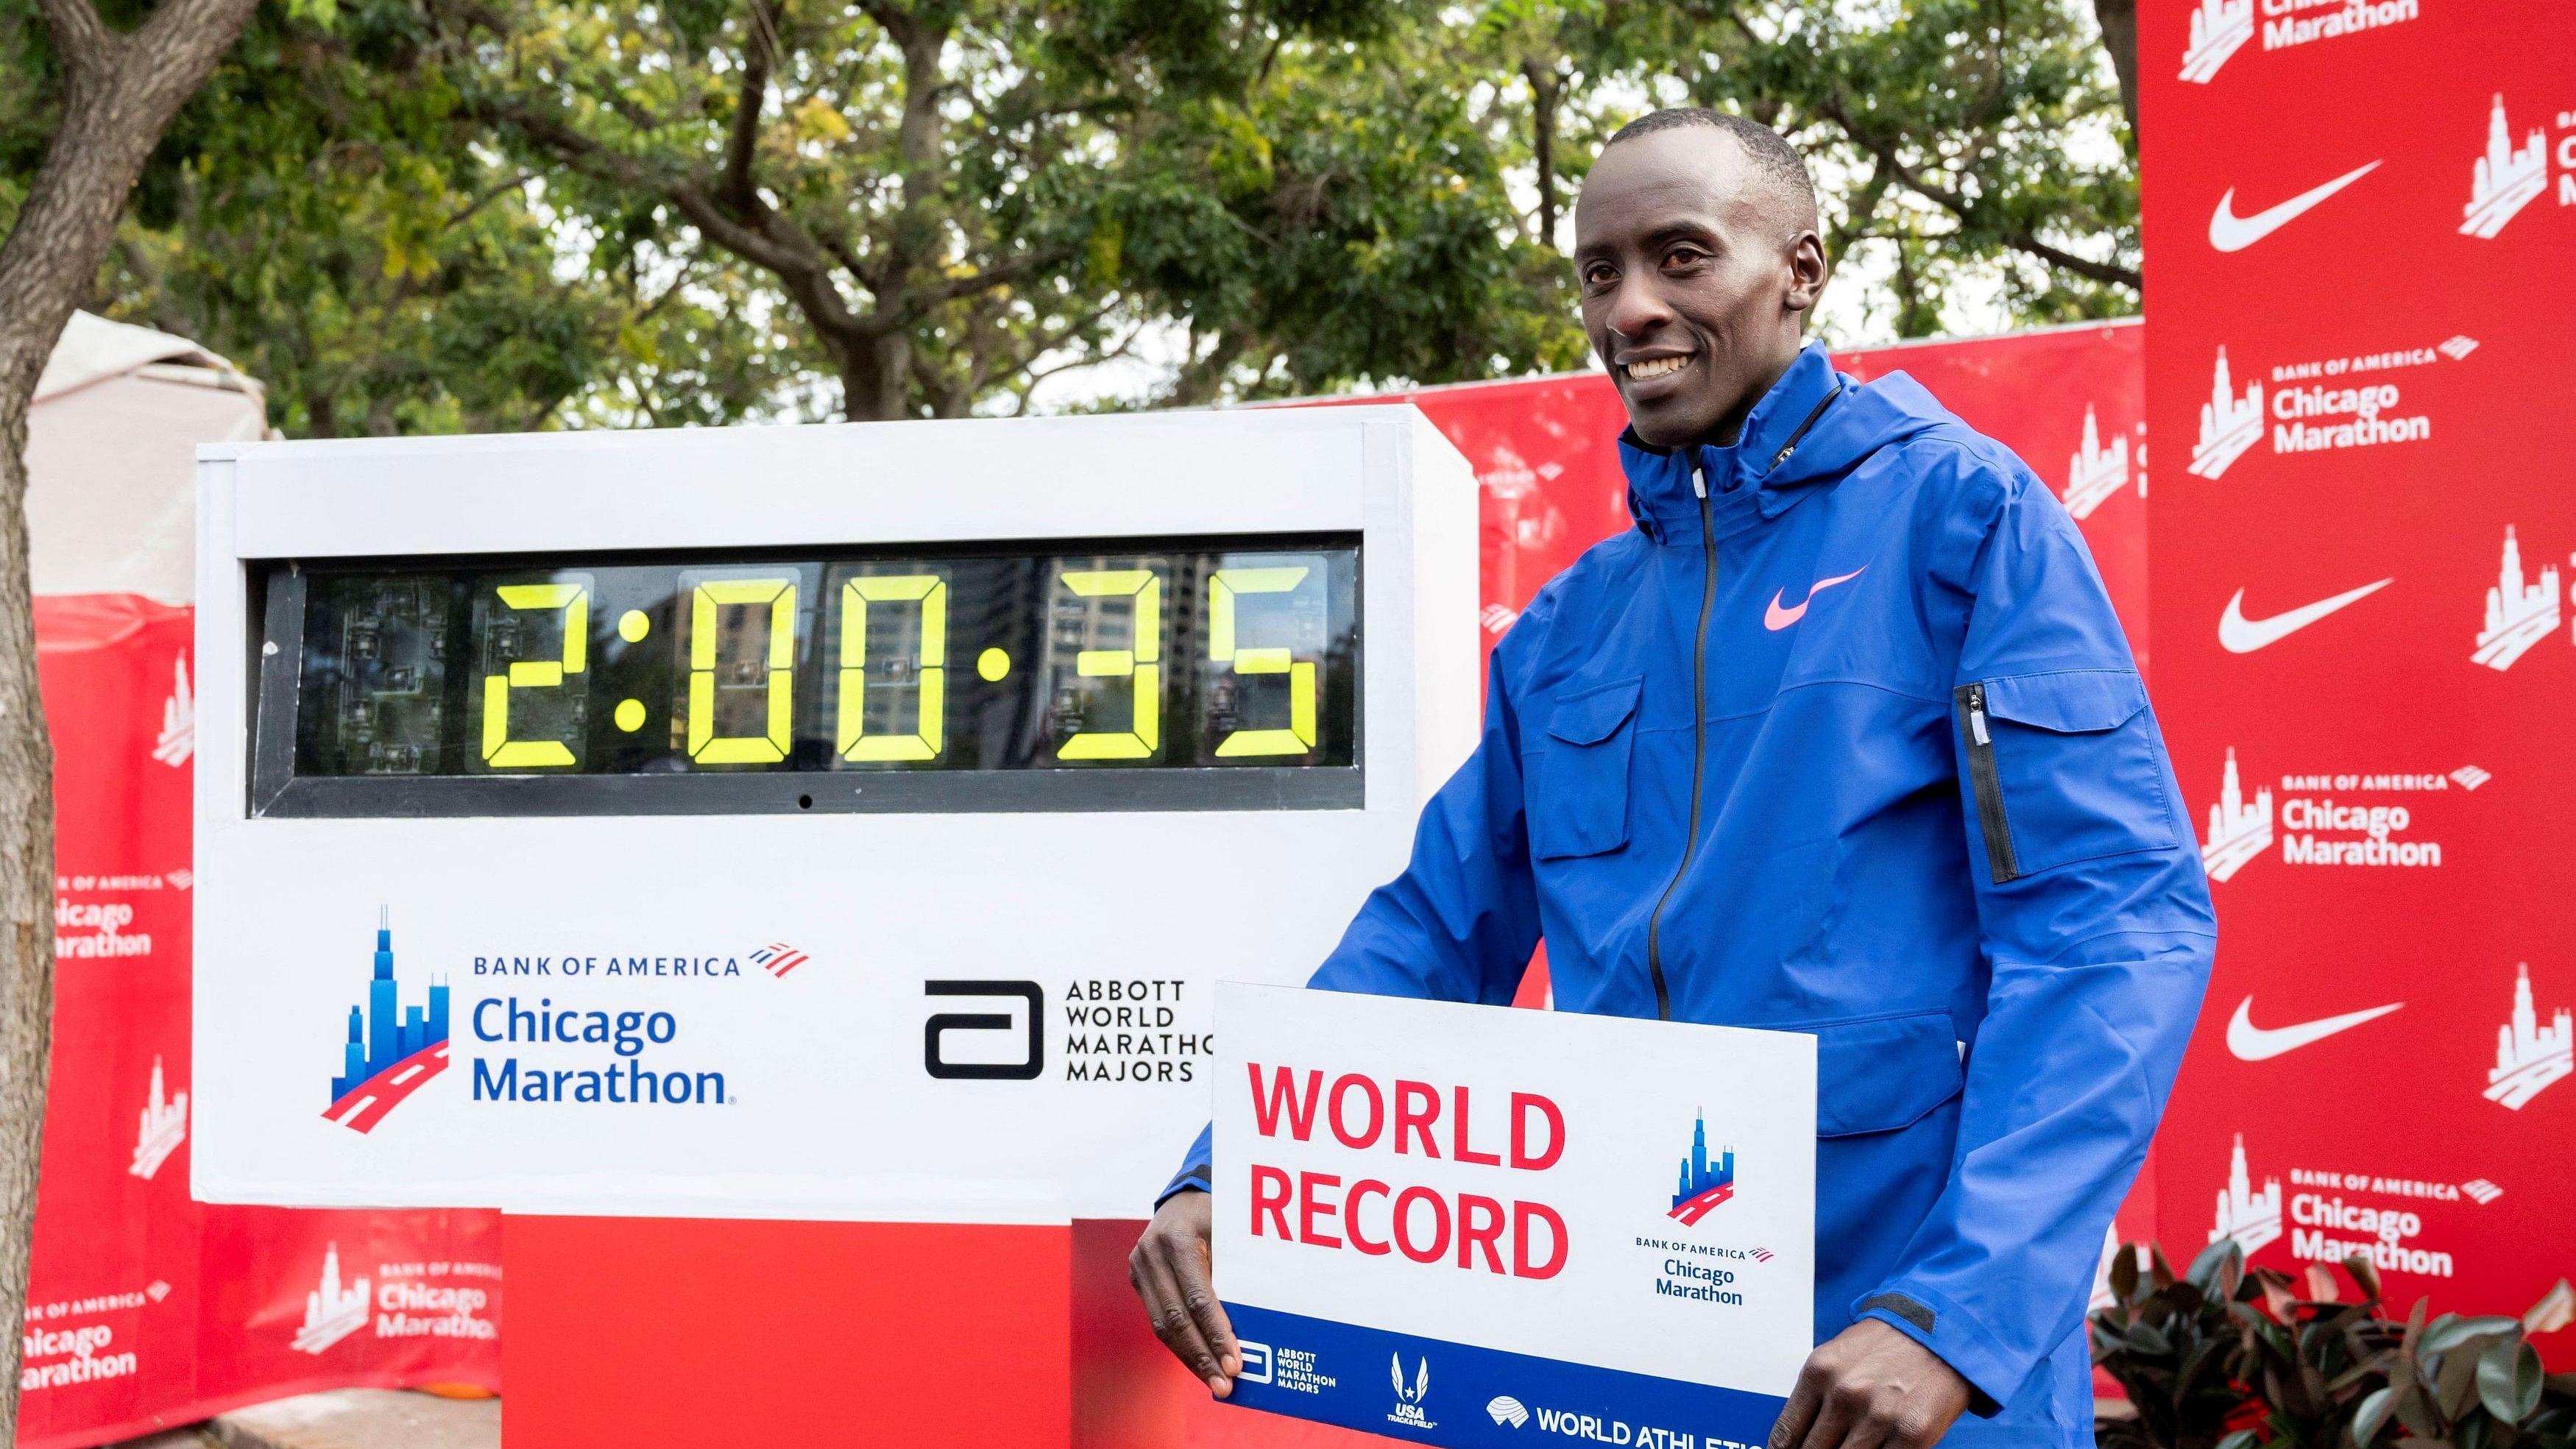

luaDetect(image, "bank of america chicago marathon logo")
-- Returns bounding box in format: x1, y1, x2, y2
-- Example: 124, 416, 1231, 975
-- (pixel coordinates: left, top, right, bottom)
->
2198, 750, 2484, 882
2060, 406, 2140, 522
323, 912, 451, 1133
2472, 527, 2570, 673
2206, 1135, 2522, 1283
2176, 0, 2418, 85
324, 913, 799, 1128
2183, 339, 2477, 482
2458, 94, 2570, 241
1668, 1111, 1736, 1226
129, 1056, 187, 1180
289, 1241, 498, 1356
2486, 963, 2572, 1110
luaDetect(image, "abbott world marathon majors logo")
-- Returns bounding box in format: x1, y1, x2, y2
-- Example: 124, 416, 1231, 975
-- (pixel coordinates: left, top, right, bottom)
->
290, 1243, 498, 1356
2176, 0, 2418, 85
2198, 749, 2486, 882
322, 909, 794, 1130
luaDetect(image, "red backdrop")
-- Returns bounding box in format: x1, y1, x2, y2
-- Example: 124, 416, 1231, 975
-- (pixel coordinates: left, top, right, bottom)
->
21, 596, 499, 1449
2138, 0, 2576, 1358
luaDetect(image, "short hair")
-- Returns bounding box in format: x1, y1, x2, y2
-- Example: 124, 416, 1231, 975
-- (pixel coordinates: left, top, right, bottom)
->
1605, 108, 1818, 230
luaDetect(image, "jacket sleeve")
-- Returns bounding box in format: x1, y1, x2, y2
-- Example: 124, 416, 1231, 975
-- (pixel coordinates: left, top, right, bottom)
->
1855, 464, 2216, 1408
1155, 628, 1548, 1205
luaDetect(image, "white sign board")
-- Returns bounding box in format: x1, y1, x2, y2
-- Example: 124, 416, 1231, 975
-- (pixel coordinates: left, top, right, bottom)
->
1214, 984, 1816, 1449
191, 408, 1476, 1222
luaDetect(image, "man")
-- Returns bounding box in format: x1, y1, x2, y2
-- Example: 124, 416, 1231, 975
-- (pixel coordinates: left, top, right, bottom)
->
1130, 108, 2214, 1449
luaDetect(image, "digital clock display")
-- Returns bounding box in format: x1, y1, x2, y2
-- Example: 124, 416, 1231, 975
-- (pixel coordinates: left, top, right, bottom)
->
253, 535, 1360, 817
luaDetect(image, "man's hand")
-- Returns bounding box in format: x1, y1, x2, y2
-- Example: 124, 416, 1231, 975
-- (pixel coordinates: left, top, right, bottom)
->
1769, 1319, 1973, 1449
1128, 1188, 1242, 1397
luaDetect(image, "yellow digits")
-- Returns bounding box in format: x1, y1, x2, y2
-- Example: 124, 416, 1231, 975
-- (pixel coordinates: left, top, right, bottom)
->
838, 575, 946, 762
481, 582, 588, 769
1209, 567, 1317, 757
1057, 569, 1161, 760
688, 578, 797, 764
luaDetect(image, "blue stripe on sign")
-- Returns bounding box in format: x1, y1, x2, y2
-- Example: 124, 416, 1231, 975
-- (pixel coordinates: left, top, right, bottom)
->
1219, 1300, 1786, 1449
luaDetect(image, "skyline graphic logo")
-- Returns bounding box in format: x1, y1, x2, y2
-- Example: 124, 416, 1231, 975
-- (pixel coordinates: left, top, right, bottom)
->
2189, 348, 2264, 479
2201, 748, 2274, 883
1668, 1110, 1737, 1225
2461, 93, 2549, 239
151, 653, 192, 769
2484, 963, 2571, 1111
2471, 527, 2561, 671
289, 1242, 369, 1355
2177, 0, 2251, 82
749, 942, 809, 978
129, 1055, 187, 1180
2062, 405, 2132, 520
2209, 1133, 2282, 1258
324, 910, 450, 1133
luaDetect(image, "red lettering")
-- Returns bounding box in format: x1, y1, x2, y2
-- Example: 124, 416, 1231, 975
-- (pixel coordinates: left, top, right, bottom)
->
1298, 1172, 1344, 1249
1347, 1180, 1392, 1255
1394, 1080, 1442, 1156
1513, 1201, 1568, 1279
1328, 1073, 1384, 1149
1248, 1064, 1322, 1141
1393, 1186, 1451, 1264
1510, 1092, 1565, 1171
1452, 1086, 1502, 1166
1457, 1194, 1507, 1273
1250, 1165, 1292, 1238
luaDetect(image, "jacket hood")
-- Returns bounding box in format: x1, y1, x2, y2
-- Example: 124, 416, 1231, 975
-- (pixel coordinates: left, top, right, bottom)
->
1617, 342, 1957, 539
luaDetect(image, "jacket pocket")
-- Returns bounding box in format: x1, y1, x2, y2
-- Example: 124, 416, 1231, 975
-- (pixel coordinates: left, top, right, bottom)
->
1958, 669, 2177, 883
1810, 1009, 1964, 1137
1529, 677, 1642, 860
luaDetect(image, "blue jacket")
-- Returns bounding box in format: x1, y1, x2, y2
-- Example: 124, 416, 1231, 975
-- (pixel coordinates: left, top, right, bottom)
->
1170, 345, 2215, 1445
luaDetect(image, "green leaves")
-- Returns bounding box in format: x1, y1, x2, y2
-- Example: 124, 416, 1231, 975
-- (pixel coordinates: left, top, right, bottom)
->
2093, 1243, 2574, 1449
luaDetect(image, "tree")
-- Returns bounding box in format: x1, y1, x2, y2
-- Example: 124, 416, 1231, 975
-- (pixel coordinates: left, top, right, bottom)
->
1473, 0, 2139, 339
67, 0, 816, 435
0, 0, 258, 1428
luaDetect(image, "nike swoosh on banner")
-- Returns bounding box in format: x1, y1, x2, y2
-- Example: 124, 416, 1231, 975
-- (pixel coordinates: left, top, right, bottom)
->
2216, 578, 2393, 653
1764, 567, 1867, 631
2208, 160, 2382, 252
2226, 996, 2405, 1061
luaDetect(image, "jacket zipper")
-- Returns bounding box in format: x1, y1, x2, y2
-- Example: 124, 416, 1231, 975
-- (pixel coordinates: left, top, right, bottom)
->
1957, 682, 2018, 883
1644, 467, 1718, 1020
1641, 389, 1845, 1021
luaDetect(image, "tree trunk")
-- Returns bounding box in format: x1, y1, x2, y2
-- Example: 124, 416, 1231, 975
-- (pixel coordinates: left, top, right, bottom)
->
1521, 60, 1563, 249
0, 0, 258, 1432
2094, 0, 2139, 137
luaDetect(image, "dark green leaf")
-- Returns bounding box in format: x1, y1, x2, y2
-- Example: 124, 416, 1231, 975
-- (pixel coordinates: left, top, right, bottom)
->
2480, 1340, 2544, 1425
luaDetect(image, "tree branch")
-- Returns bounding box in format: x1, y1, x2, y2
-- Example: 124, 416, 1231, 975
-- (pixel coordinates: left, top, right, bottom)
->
718, 0, 779, 214
2001, 230, 2140, 289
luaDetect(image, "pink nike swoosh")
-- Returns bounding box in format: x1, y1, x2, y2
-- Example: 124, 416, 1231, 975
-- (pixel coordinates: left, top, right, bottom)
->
1765, 567, 1867, 631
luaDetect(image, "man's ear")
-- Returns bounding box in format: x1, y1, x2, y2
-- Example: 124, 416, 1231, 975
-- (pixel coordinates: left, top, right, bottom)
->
1783, 231, 1829, 317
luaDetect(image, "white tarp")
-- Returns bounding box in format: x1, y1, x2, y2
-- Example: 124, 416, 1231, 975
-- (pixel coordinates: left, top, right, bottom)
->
30, 311, 267, 601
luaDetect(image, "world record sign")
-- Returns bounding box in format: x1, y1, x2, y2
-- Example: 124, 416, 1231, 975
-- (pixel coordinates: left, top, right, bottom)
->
1213, 985, 1818, 1449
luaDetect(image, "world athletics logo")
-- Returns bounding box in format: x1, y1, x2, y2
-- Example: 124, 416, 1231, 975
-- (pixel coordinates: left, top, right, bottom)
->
1668, 1110, 1736, 1225
324, 910, 450, 1133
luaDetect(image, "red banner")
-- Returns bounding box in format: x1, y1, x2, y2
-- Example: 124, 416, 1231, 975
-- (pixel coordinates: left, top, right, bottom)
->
21, 595, 500, 1449
2140, 0, 2576, 1357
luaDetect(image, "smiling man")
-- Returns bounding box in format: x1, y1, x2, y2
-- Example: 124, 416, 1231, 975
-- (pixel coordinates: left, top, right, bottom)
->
1130, 109, 2215, 1449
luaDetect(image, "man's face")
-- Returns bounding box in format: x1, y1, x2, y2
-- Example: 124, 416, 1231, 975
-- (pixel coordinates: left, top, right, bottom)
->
1572, 128, 1824, 449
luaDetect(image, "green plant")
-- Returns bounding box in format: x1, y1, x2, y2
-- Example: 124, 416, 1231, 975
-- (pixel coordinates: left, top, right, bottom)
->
2092, 1239, 2576, 1449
